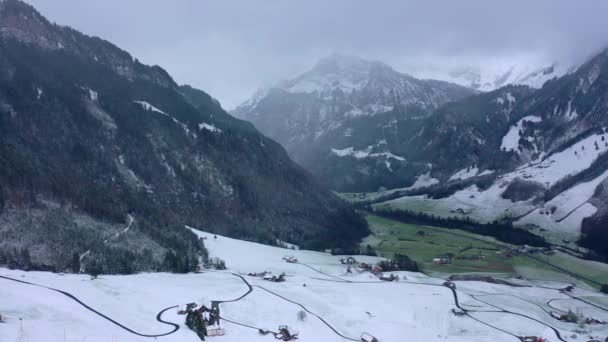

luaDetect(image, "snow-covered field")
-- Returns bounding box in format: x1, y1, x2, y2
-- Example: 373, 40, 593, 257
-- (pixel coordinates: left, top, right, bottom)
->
377, 184, 535, 223
1, 230, 607, 342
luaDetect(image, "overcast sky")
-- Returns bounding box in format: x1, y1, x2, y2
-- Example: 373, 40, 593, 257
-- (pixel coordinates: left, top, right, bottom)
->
28, 0, 608, 110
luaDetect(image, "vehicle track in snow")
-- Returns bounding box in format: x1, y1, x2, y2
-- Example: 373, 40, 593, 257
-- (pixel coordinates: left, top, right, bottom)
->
253, 284, 360, 341
470, 294, 567, 342
216, 271, 360, 341
0, 274, 180, 337
300, 262, 575, 342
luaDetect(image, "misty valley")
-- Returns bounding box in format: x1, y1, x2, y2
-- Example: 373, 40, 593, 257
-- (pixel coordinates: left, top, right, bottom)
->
1, 1, 607, 342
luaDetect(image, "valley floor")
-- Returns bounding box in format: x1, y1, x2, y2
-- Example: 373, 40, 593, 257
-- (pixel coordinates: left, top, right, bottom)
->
1, 229, 607, 342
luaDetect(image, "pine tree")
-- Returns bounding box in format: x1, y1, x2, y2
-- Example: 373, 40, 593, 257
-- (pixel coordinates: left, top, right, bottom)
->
71, 253, 81, 273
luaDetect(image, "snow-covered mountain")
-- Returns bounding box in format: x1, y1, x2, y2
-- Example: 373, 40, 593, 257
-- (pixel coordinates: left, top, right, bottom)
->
233, 54, 475, 190
440, 63, 573, 92
366, 48, 608, 258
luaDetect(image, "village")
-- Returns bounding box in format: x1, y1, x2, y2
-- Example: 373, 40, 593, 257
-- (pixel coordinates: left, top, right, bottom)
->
171, 232, 608, 342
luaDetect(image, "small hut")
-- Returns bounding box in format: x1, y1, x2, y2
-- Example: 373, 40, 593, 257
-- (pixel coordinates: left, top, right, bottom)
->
361, 332, 378, 342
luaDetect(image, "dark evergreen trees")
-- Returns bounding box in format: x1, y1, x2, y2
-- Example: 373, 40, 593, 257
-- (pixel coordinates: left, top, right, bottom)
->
70, 253, 81, 273
377, 254, 419, 272
185, 311, 207, 340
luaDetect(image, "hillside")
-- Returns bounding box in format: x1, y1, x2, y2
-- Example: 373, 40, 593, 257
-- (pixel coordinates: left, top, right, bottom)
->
0, 0, 369, 274
360, 49, 608, 258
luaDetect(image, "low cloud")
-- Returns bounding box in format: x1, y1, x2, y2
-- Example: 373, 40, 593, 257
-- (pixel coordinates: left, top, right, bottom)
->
28, 0, 608, 109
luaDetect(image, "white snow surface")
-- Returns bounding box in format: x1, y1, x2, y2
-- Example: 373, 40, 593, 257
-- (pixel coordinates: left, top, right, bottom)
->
431, 62, 571, 92
500, 115, 542, 152
134, 100, 196, 138
501, 132, 608, 187
134, 100, 169, 116
448, 166, 479, 181
515, 169, 608, 234
88, 89, 98, 102
2, 230, 607, 342
198, 122, 221, 133
331, 146, 405, 161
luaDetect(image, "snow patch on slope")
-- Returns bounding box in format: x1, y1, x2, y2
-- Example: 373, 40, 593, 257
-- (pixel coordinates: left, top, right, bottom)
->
134, 100, 169, 116
199, 122, 221, 133
502, 132, 608, 187
449, 167, 479, 181
501, 115, 542, 152
88, 89, 98, 102
331, 146, 405, 161
134, 100, 196, 138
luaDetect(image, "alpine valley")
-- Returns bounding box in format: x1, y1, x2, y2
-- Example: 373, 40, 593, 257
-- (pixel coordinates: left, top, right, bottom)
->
236, 51, 608, 260
1, 2, 608, 342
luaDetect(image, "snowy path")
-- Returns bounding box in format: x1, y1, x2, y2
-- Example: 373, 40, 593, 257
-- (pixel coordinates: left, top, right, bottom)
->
296, 262, 575, 342
79, 214, 135, 271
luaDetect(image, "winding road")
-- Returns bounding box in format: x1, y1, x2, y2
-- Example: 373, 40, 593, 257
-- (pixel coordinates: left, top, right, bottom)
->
1, 259, 604, 341
0, 274, 180, 337
297, 262, 581, 342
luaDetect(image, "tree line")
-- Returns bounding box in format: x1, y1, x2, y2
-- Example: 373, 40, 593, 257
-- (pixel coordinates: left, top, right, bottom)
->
371, 207, 548, 247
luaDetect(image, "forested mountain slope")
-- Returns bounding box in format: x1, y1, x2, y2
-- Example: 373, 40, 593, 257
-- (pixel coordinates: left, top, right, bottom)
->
0, 0, 368, 273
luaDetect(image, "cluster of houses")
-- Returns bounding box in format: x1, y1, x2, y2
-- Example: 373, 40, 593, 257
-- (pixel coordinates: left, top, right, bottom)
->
433, 256, 451, 265
178, 302, 225, 338
522, 337, 547, 342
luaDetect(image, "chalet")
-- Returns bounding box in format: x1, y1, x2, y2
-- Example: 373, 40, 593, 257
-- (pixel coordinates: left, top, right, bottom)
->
359, 262, 372, 271
264, 272, 286, 282
452, 308, 466, 316
361, 332, 378, 342
379, 274, 399, 282
522, 337, 546, 342
282, 256, 298, 263
433, 257, 449, 264
340, 257, 357, 265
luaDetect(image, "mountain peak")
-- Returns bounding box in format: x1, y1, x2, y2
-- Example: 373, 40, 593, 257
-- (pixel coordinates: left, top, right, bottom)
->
311, 53, 392, 75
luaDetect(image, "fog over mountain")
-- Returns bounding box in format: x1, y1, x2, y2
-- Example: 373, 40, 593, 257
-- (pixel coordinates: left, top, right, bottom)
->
26, 0, 608, 109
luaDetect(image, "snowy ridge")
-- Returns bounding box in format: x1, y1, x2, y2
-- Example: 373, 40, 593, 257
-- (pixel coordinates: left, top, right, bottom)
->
439, 63, 572, 92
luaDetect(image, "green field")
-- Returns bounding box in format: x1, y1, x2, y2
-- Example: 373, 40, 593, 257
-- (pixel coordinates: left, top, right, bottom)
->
364, 214, 608, 288
365, 215, 515, 274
